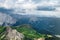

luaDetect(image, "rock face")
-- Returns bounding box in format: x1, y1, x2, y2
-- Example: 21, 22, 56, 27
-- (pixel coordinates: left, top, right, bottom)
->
37, 38, 45, 40
34, 38, 45, 40
6, 27, 24, 40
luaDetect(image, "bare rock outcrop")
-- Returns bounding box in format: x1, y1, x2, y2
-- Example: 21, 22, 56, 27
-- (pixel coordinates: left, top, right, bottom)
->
5, 27, 24, 40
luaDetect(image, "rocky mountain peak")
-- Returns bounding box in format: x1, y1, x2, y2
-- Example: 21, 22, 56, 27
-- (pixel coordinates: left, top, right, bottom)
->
5, 26, 24, 40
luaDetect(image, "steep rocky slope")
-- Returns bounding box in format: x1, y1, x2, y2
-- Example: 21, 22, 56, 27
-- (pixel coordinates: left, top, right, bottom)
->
5, 26, 24, 40
0, 26, 24, 40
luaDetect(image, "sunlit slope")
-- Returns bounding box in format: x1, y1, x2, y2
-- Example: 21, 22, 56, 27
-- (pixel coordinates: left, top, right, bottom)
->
0, 26, 6, 40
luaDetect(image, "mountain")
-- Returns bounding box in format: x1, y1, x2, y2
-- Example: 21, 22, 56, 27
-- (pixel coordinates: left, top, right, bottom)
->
0, 8, 60, 38
5, 26, 24, 40
13, 15, 60, 36
0, 26, 25, 40
0, 24, 59, 40
0, 25, 48, 40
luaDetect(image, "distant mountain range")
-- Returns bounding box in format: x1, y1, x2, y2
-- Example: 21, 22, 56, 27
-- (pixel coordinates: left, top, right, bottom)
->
0, 8, 60, 38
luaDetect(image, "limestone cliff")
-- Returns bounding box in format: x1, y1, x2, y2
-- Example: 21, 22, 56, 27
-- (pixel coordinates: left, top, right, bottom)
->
5, 27, 24, 40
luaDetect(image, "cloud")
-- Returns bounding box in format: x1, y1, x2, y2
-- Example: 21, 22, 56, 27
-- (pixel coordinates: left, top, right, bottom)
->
16, 9, 60, 18
0, 0, 36, 9
0, 0, 60, 18
36, 6, 56, 11
29, 16, 38, 22
0, 7, 13, 13
0, 0, 59, 10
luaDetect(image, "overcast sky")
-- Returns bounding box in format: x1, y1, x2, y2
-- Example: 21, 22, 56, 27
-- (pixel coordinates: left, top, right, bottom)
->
0, 0, 60, 17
